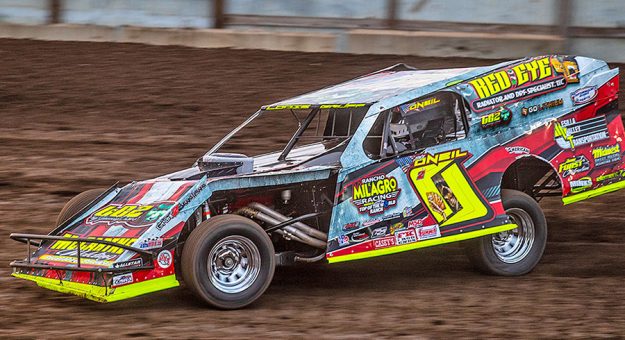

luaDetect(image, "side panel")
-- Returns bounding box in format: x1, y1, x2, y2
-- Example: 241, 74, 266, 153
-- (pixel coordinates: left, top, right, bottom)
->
328, 55, 622, 263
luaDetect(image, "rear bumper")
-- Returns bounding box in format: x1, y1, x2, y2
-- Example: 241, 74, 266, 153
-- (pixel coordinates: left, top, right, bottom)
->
12, 272, 179, 303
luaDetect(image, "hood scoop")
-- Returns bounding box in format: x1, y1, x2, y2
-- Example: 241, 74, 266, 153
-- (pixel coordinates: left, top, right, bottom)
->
197, 153, 254, 176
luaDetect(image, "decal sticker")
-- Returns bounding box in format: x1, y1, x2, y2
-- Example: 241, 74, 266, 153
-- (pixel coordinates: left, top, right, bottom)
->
592, 144, 621, 167
363, 218, 382, 227
265, 104, 312, 111
569, 176, 593, 194
88, 204, 154, 227
468, 56, 575, 112
480, 106, 512, 129
112, 258, 143, 269
351, 174, 401, 215
111, 273, 133, 288
342, 222, 360, 231
554, 116, 609, 149
338, 235, 350, 247
139, 237, 164, 250
395, 229, 417, 245
42, 234, 138, 266
371, 226, 388, 238
390, 222, 405, 235
409, 150, 492, 227
571, 86, 598, 105
505, 146, 530, 155
407, 218, 424, 229
373, 236, 396, 249
521, 98, 563, 116
550, 55, 580, 83
596, 170, 625, 184
416, 225, 441, 241
400, 96, 442, 113
157, 250, 173, 269
350, 230, 370, 243
558, 155, 590, 177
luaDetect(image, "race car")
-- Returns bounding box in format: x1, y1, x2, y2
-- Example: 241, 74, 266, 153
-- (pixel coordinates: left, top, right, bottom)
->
10, 55, 623, 309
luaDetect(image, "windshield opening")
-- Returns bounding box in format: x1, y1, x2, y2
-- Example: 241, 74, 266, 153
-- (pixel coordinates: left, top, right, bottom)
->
207, 106, 368, 161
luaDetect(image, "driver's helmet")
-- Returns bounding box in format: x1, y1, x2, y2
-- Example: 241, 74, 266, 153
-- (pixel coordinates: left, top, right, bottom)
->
390, 119, 409, 139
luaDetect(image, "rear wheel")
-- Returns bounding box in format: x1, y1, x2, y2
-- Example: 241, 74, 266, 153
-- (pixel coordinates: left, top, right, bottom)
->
181, 215, 275, 309
56, 188, 105, 225
464, 189, 547, 276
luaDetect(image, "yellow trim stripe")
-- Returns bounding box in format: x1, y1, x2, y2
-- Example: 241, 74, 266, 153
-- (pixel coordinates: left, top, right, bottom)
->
12, 273, 179, 303
327, 223, 518, 264
562, 180, 625, 205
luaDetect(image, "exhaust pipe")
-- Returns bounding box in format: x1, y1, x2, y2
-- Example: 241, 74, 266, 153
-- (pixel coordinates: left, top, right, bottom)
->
237, 206, 327, 249
248, 203, 327, 241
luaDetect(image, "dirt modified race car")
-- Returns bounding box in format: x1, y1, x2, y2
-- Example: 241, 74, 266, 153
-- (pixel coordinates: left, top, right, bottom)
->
10, 55, 623, 309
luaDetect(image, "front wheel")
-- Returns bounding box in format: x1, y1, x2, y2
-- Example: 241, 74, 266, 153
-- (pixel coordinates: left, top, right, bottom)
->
464, 189, 547, 276
181, 215, 275, 309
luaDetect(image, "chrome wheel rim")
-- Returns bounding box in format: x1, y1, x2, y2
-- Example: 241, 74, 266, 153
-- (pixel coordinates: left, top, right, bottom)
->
491, 208, 535, 264
208, 235, 261, 294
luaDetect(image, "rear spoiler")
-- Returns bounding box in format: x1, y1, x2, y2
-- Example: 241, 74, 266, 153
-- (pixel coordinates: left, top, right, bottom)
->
10, 233, 155, 273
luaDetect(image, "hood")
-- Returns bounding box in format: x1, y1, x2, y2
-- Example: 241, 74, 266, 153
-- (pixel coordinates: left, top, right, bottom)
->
32, 179, 201, 269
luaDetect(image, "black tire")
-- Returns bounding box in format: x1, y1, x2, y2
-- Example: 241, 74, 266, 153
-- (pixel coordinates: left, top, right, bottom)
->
56, 188, 105, 226
181, 215, 275, 309
464, 189, 547, 276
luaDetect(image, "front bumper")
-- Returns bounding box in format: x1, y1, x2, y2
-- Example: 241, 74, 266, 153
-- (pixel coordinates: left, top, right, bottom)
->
10, 233, 179, 302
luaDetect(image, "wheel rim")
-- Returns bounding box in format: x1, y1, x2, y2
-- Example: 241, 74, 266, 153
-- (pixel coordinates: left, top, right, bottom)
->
208, 235, 261, 294
491, 207, 535, 264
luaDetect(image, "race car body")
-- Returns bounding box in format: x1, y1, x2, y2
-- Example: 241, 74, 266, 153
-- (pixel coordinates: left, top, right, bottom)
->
11, 55, 623, 308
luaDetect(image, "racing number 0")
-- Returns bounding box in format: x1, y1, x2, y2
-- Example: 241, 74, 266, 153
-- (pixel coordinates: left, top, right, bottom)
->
409, 158, 490, 227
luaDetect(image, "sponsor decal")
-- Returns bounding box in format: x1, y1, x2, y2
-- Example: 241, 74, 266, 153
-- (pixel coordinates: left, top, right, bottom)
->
88, 204, 153, 226
407, 218, 424, 229
342, 222, 360, 231
569, 176, 592, 194
402, 207, 412, 217
111, 273, 133, 288
265, 104, 311, 111
571, 86, 598, 105
371, 226, 388, 238
554, 116, 609, 149
139, 237, 164, 250
48, 234, 137, 263
505, 146, 530, 155
416, 225, 441, 241
480, 106, 511, 129
413, 149, 468, 168
469, 56, 574, 112
558, 155, 590, 177
155, 181, 207, 231
363, 218, 382, 227
550, 56, 580, 83
113, 258, 143, 269
373, 236, 396, 249
157, 250, 173, 269
395, 228, 417, 245
350, 230, 370, 243
351, 174, 401, 215
521, 98, 564, 116
338, 235, 349, 247
319, 103, 367, 109
592, 144, 621, 167
38, 254, 113, 267
145, 203, 176, 222
596, 170, 625, 183
401, 96, 442, 113
382, 213, 402, 221
390, 222, 405, 235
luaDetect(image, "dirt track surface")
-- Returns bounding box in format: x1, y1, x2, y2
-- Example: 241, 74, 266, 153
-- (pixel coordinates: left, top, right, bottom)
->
1, 39, 624, 339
